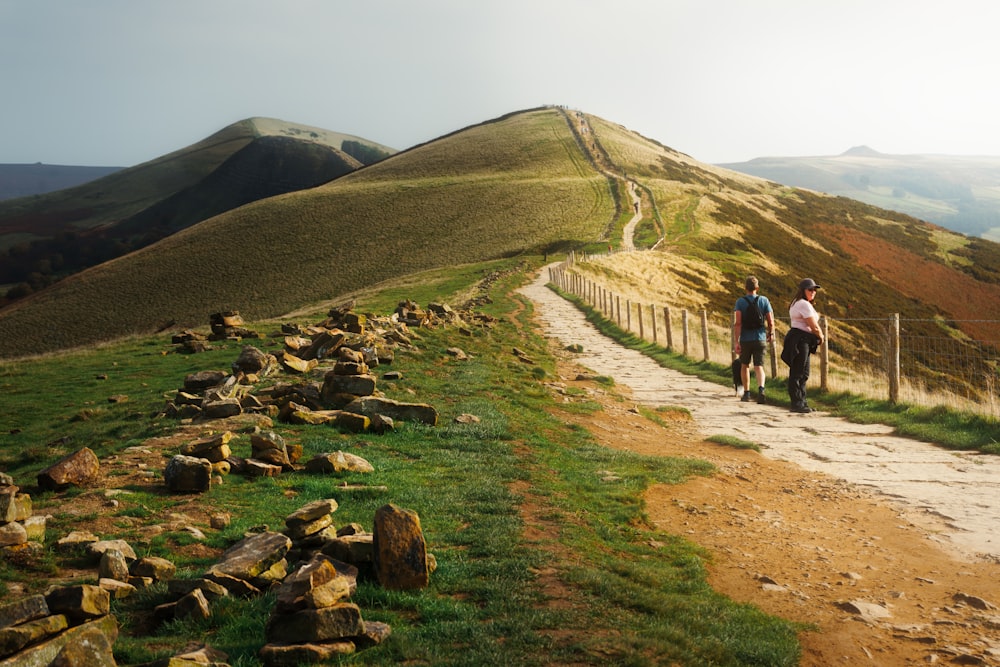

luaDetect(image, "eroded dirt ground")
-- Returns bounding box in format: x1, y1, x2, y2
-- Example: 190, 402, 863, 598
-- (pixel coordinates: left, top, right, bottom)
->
548, 357, 999, 666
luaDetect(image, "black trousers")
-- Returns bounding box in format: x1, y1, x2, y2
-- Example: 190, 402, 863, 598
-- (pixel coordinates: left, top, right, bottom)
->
787, 337, 813, 407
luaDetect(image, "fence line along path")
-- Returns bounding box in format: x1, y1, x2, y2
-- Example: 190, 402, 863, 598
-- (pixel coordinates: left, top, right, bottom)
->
518, 265, 1000, 563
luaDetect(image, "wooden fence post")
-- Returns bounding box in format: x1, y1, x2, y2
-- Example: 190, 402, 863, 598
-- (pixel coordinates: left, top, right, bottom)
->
820, 315, 829, 391
626, 299, 632, 332
664, 306, 673, 350
682, 310, 690, 356
650, 304, 657, 344
889, 313, 900, 403
700, 309, 710, 361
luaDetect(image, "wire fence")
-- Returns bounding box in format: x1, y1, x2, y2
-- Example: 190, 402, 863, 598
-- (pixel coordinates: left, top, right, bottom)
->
550, 259, 1000, 418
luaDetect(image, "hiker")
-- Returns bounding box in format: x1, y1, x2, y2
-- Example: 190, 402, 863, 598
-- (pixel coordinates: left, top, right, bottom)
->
733, 275, 774, 403
781, 278, 824, 413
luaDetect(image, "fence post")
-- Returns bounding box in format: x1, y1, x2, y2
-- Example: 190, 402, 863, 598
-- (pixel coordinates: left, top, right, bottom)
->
889, 313, 900, 403
650, 304, 657, 344
626, 299, 632, 332
682, 310, 690, 356
820, 315, 829, 391
638, 302, 644, 340
700, 309, 710, 361
730, 311, 737, 361
664, 306, 673, 350
615, 295, 621, 327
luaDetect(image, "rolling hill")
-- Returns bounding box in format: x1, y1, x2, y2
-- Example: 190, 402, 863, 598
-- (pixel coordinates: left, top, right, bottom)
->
1, 106, 999, 364
0, 118, 395, 298
718, 147, 1000, 240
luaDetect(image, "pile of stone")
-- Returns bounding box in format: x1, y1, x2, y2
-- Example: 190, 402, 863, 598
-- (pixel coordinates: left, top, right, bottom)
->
162, 301, 456, 432
162, 428, 373, 494
209, 311, 259, 341
0, 584, 118, 666
0, 473, 45, 555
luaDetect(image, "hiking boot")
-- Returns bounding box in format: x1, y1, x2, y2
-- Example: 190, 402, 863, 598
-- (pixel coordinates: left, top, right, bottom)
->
756, 388, 766, 404
790, 405, 812, 414
741, 391, 751, 402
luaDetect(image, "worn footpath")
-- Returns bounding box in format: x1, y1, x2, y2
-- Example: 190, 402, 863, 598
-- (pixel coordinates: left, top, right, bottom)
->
519, 266, 1000, 563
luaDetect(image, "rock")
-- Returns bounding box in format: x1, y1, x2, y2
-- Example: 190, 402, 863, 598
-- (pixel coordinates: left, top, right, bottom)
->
251, 432, 290, 468
203, 398, 243, 419
953, 592, 996, 610
281, 352, 318, 374
174, 589, 211, 622
373, 504, 429, 590
273, 554, 353, 614
321, 534, 373, 566
303, 452, 373, 475
0, 521, 27, 548
353, 620, 393, 648
55, 531, 99, 553
285, 500, 338, 527
130, 556, 176, 582
264, 603, 364, 643
180, 432, 233, 462
86, 539, 137, 563
0, 489, 31, 523
258, 640, 355, 665
36, 447, 100, 491
183, 370, 227, 392
22, 515, 47, 542
0, 615, 117, 667
232, 345, 278, 377
98, 549, 130, 582
45, 584, 111, 624
0, 594, 49, 630
48, 623, 117, 667
97, 578, 136, 599
321, 373, 377, 400
836, 599, 891, 621
164, 455, 213, 493
342, 396, 438, 425
167, 578, 230, 602
208, 532, 292, 582
0, 613, 69, 657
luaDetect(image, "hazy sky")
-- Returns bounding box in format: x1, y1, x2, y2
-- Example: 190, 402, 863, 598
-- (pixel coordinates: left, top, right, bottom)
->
3, 0, 998, 167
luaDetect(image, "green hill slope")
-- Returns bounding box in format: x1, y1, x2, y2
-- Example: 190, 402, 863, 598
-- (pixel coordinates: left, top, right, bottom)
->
0, 107, 614, 357
0, 118, 394, 295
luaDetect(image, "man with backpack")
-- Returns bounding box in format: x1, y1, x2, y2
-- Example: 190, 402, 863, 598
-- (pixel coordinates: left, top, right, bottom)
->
733, 275, 775, 403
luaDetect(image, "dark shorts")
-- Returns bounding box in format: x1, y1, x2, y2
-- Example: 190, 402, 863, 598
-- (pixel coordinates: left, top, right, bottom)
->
739, 339, 766, 366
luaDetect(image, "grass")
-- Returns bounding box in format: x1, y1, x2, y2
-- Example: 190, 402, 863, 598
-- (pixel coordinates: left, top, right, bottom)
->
0, 261, 803, 666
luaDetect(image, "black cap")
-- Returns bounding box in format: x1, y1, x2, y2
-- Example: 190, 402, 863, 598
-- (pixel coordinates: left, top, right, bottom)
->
798, 278, 821, 290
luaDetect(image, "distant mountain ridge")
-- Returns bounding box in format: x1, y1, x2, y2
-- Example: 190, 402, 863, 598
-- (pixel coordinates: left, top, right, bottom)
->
718, 149, 1000, 240
0, 163, 123, 200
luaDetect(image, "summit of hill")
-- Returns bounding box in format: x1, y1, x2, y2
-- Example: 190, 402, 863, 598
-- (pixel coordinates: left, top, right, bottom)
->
0, 106, 999, 361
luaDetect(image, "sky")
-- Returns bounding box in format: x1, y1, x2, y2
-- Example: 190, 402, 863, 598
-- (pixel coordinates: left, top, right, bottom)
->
2, 0, 1000, 167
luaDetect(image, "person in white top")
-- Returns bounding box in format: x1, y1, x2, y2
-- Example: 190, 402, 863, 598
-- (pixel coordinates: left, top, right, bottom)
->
782, 278, 824, 413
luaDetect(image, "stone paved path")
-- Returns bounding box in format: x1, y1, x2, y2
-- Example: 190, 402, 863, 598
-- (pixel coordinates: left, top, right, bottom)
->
519, 266, 1000, 561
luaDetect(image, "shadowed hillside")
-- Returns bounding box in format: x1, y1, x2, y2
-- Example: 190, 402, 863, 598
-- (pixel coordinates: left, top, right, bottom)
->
0, 118, 394, 299
0, 163, 123, 200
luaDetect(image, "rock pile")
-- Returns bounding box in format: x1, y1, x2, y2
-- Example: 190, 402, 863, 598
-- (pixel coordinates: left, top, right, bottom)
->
161, 302, 470, 432
0, 585, 118, 666
0, 473, 44, 555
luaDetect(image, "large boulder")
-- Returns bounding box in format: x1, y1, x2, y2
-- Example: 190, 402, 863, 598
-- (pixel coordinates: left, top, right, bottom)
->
37, 448, 100, 491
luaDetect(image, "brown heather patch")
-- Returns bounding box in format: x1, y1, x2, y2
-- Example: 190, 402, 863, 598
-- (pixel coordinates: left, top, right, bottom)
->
818, 223, 1000, 344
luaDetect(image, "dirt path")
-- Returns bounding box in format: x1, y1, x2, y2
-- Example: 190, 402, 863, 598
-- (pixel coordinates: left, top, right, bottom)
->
519, 267, 1000, 665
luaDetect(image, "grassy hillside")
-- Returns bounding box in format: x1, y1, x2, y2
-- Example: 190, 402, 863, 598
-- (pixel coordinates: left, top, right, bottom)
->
0, 118, 395, 298
0, 108, 614, 358
0, 163, 123, 200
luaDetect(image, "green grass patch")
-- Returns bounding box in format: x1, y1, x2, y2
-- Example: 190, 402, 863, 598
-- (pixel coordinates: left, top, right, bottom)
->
0, 271, 802, 665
